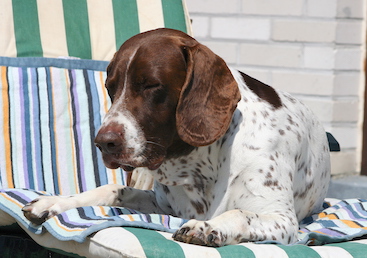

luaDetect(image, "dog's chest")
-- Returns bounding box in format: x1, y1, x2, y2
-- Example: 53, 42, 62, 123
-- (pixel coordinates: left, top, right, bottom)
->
151, 146, 232, 219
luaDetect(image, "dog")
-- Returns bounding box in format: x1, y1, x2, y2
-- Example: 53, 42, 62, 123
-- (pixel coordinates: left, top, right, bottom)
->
22, 28, 330, 246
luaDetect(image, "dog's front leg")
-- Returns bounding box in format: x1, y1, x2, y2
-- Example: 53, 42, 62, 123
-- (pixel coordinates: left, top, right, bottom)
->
22, 184, 165, 225
173, 209, 299, 246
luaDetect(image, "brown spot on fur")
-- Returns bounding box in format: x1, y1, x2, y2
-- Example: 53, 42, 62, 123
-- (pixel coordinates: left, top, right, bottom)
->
240, 71, 282, 109
190, 200, 205, 214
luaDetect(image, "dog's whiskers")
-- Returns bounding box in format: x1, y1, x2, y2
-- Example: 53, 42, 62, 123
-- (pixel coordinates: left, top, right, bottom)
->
146, 140, 165, 148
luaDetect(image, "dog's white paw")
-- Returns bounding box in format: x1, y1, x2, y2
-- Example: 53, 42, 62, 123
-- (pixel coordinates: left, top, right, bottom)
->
173, 219, 226, 247
22, 196, 70, 225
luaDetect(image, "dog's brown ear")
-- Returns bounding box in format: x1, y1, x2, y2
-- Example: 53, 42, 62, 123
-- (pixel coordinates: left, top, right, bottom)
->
176, 43, 241, 147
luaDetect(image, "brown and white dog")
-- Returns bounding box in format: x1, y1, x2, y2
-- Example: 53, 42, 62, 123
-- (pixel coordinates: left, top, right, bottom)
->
23, 28, 330, 246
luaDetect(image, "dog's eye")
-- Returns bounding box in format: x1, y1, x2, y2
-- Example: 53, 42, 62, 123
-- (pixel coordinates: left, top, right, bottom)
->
143, 84, 161, 91
143, 84, 167, 104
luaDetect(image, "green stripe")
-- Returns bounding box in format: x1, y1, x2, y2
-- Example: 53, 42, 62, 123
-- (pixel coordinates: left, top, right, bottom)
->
161, 0, 187, 33
12, 0, 43, 57
112, 0, 140, 49
217, 245, 256, 258
62, 0, 92, 59
277, 244, 321, 258
125, 228, 185, 258
328, 242, 367, 258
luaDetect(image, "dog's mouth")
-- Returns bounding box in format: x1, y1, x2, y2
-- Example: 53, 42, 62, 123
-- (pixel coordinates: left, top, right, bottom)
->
101, 152, 165, 171
121, 165, 135, 172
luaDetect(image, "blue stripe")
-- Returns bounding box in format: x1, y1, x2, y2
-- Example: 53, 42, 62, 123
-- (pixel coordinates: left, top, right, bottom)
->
30, 68, 44, 190
21, 67, 35, 189
85, 70, 107, 186
0, 57, 108, 71
69, 69, 83, 192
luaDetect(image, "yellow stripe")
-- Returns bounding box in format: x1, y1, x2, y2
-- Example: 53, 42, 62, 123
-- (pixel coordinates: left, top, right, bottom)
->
98, 206, 108, 216
319, 212, 339, 220
313, 230, 327, 235
50, 69, 63, 194
341, 220, 365, 228
99, 71, 109, 114
318, 212, 327, 218
0, 193, 22, 208
52, 216, 84, 232
1, 67, 14, 188
127, 214, 135, 221
111, 169, 117, 184
325, 214, 339, 220
64, 69, 79, 194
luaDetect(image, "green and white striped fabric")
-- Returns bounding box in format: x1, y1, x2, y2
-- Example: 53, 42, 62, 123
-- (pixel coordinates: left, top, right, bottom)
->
0, 0, 192, 61
90, 229, 367, 258
2, 191, 367, 257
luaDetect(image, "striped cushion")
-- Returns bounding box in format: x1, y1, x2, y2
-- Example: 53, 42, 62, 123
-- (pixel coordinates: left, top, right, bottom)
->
0, 189, 367, 258
0, 57, 125, 195
2, 189, 367, 257
0, 0, 192, 61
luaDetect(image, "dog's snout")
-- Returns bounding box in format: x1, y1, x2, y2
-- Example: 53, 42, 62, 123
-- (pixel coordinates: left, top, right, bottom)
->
95, 132, 123, 154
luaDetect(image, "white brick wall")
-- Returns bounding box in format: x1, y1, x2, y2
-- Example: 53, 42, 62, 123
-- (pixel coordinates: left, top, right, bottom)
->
185, 0, 367, 176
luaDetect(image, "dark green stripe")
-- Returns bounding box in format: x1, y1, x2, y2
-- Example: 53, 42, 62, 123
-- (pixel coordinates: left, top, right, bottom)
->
217, 245, 256, 258
125, 228, 185, 258
62, 0, 92, 59
277, 244, 321, 258
328, 242, 367, 258
112, 0, 140, 50
161, 0, 187, 33
12, 0, 43, 57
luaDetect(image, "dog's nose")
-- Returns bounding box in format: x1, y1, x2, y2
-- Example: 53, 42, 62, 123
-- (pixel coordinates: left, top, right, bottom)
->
95, 132, 123, 154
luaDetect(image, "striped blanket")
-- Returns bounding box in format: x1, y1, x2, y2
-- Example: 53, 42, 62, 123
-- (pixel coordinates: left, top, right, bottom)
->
298, 199, 367, 245
0, 57, 126, 195
1, 188, 367, 247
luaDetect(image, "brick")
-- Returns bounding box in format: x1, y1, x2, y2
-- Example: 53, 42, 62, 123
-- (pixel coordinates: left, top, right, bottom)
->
190, 16, 210, 38
211, 17, 270, 41
304, 46, 335, 70
301, 98, 359, 123
201, 41, 238, 64
306, 0, 337, 18
272, 20, 336, 43
337, 0, 365, 18
329, 151, 357, 175
334, 72, 360, 96
186, 0, 239, 14
336, 21, 364, 45
326, 127, 358, 150
272, 71, 334, 95
239, 44, 302, 68
335, 48, 363, 70
242, 0, 303, 16
332, 99, 359, 122
299, 98, 333, 122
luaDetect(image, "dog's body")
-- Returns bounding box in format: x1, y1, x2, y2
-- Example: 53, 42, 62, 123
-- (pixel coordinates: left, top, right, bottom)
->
23, 28, 330, 246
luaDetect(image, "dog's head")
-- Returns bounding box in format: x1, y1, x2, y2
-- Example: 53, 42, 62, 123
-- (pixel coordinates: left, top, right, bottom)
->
95, 28, 240, 171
